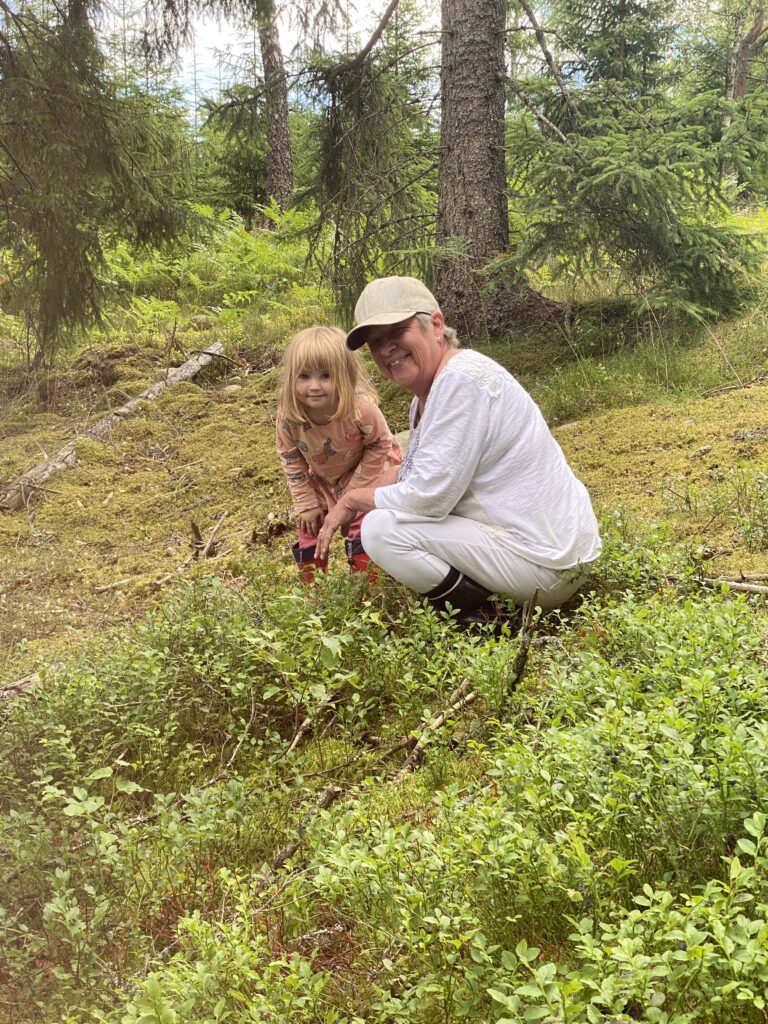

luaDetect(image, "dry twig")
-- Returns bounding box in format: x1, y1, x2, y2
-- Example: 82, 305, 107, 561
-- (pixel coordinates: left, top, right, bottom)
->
269, 785, 344, 873
393, 679, 476, 784
504, 593, 539, 701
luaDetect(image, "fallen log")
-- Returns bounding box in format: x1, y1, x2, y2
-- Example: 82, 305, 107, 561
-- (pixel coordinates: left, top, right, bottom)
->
0, 672, 41, 703
707, 578, 768, 596
0, 343, 224, 511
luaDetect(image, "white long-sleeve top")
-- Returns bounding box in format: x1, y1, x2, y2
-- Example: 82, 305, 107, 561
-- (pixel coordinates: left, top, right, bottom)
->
374, 350, 601, 570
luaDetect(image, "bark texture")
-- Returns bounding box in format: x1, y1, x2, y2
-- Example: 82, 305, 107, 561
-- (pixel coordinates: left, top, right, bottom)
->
435, 0, 508, 339
257, 0, 294, 212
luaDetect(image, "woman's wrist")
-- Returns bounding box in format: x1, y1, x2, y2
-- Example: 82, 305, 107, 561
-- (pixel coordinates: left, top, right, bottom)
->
342, 486, 377, 514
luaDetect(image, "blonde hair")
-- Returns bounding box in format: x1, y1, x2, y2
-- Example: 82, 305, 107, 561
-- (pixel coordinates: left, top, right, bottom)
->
279, 325, 378, 423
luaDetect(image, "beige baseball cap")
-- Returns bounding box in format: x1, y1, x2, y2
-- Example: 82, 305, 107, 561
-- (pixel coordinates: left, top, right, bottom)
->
346, 276, 441, 350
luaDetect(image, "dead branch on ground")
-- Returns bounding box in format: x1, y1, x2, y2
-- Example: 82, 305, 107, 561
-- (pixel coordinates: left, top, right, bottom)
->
0, 343, 224, 511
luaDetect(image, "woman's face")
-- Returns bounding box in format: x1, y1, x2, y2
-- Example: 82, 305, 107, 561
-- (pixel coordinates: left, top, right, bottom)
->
368, 313, 446, 400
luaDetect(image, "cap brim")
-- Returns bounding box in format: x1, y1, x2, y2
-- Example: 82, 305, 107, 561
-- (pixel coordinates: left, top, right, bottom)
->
345, 309, 419, 350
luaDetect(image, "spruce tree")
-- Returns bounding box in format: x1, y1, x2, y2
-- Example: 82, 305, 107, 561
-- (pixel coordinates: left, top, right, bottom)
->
302, 3, 437, 317
0, 0, 194, 364
504, 0, 762, 315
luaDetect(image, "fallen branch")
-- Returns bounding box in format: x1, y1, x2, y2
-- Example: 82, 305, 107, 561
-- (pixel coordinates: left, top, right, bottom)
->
0, 343, 224, 511
393, 680, 476, 784
706, 578, 768, 595
270, 785, 344, 873
286, 714, 315, 756
283, 679, 353, 757
704, 372, 768, 397
93, 578, 136, 594
1, 672, 41, 703
200, 511, 228, 560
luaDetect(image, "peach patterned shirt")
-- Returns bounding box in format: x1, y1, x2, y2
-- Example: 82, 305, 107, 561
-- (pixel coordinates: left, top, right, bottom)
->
276, 395, 401, 513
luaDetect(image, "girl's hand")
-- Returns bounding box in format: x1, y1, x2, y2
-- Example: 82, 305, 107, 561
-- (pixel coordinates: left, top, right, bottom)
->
298, 507, 325, 538
315, 497, 357, 560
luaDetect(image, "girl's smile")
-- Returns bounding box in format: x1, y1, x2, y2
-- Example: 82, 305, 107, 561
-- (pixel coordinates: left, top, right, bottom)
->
295, 368, 338, 421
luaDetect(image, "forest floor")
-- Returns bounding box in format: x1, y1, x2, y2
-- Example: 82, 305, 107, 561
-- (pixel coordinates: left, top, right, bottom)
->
2, 312, 768, 682
5, 271, 768, 1024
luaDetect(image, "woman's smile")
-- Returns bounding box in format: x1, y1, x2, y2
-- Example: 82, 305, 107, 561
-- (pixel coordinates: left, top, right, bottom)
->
369, 313, 451, 400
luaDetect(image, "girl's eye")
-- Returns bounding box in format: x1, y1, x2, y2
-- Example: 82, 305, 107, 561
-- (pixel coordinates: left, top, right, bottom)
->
320, 372, 331, 380
297, 372, 309, 380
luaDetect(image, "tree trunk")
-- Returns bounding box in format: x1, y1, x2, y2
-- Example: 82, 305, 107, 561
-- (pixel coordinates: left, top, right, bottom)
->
733, 2, 766, 99
256, 0, 293, 213
435, 0, 508, 339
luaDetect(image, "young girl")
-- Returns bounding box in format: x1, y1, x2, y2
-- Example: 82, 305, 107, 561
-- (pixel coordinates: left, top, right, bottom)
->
276, 326, 401, 582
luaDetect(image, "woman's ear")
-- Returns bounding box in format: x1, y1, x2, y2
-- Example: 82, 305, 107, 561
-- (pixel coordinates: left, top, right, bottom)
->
432, 310, 445, 341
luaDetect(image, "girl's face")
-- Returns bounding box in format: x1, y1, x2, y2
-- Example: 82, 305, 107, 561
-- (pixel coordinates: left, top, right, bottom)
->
295, 366, 338, 421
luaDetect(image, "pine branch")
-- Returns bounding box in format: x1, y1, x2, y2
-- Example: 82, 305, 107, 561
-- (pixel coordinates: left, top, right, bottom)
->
517, 0, 580, 123
506, 76, 570, 144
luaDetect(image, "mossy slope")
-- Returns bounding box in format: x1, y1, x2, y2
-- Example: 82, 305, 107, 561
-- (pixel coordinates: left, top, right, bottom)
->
3, 333, 768, 677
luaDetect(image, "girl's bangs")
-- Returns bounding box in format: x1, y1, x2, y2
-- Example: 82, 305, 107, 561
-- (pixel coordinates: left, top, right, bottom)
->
292, 336, 340, 377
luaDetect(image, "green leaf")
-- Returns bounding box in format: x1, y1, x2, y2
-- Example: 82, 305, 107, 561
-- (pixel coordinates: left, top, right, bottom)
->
320, 636, 341, 668
523, 1007, 549, 1021
488, 988, 516, 1010
115, 777, 144, 794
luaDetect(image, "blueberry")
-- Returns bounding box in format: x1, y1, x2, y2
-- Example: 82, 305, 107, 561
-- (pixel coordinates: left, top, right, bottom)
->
634, 791, 643, 800
713, 781, 721, 789
677, 940, 687, 951
751, 788, 758, 801
703, 774, 710, 782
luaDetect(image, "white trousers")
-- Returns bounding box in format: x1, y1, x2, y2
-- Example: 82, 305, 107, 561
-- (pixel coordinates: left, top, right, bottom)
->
361, 509, 589, 610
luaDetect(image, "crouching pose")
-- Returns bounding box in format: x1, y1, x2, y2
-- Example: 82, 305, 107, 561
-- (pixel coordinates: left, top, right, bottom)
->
276, 325, 401, 582
315, 278, 601, 623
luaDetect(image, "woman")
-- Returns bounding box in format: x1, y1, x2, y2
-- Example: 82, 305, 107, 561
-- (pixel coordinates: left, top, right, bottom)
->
315, 276, 601, 621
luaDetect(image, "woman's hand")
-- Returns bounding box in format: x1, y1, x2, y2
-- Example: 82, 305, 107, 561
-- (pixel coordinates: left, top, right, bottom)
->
315, 497, 357, 560
298, 506, 325, 538
316, 487, 380, 559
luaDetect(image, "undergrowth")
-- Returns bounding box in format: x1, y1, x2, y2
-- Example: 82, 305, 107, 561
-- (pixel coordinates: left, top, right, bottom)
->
2, 522, 768, 1023
4, 211, 768, 1024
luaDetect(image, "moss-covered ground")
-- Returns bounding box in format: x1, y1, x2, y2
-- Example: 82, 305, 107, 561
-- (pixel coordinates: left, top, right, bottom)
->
4, 298, 768, 681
